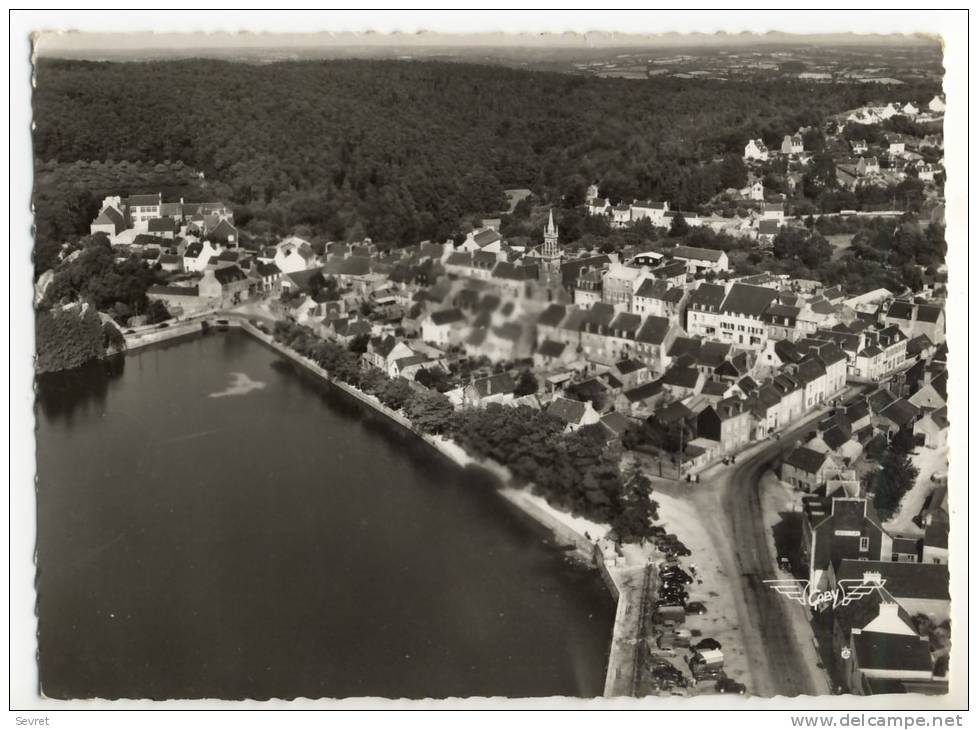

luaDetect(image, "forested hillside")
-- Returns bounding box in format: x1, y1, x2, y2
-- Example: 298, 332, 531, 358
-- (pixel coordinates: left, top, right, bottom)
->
32, 59, 938, 248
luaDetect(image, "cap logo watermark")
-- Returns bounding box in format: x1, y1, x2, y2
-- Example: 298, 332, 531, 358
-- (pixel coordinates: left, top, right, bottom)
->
764, 577, 886, 610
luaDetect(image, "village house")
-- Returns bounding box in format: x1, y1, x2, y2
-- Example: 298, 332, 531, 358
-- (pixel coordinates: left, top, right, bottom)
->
274, 237, 319, 274
146, 284, 206, 315
696, 396, 754, 455
158, 253, 183, 273
803, 496, 892, 591
830, 579, 938, 696
587, 197, 611, 216
853, 325, 908, 381
743, 138, 770, 161
781, 134, 804, 155
760, 202, 785, 222
207, 218, 239, 247
922, 520, 949, 565
608, 203, 631, 229
420, 308, 467, 348
611, 358, 652, 391
461, 372, 517, 408
362, 336, 416, 377
701, 283, 779, 351
781, 445, 841, 492
917, 163, 938, 182
126, 193, 163, 228
546, 396, 602, 432
751, 383, 784, 435
884, 301, 945, 344
630, 200, 669, 226
837, 560, 950, 624
660, 366, 705, 400
600, 263, 644, 312
908, 369, 948, 412
90, 196, 129, 237
875, 397, 920, 438
198, 265, 251, 303
632, 315, 680, 374
669, 245, 729, 274
855, 156, 880, 176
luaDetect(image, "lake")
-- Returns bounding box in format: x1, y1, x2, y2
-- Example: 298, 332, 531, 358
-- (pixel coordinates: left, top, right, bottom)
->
34, 330, 615, 699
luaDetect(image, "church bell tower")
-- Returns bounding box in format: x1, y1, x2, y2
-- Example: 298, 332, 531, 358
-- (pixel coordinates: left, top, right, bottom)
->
539, 209, 562, 290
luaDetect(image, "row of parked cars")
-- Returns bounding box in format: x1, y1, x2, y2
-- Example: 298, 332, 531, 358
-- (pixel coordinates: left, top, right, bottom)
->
648, 532, 746, 696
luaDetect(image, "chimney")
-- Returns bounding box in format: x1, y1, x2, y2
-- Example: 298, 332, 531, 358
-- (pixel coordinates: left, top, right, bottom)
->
862, 571, 884, 587
875, 601, 900, 622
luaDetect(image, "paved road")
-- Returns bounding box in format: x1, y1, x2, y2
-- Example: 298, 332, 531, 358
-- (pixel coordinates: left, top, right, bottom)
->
703, 386, 870, 696
717, 429, 819, 696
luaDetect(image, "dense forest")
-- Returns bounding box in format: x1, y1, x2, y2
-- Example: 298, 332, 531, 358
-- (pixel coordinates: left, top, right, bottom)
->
32, 58, 939, 252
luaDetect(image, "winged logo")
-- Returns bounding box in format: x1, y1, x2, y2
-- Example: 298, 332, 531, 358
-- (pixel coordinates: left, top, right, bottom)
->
765, 579, 813, 606
764, 577, 886, 610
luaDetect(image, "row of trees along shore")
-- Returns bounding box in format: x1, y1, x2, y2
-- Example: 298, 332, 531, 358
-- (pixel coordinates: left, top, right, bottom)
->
269, 319, 658, 542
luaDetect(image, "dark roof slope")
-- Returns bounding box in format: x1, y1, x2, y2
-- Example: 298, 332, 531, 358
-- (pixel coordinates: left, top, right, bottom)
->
784, 445, 829, 474
720, 283, 780, 317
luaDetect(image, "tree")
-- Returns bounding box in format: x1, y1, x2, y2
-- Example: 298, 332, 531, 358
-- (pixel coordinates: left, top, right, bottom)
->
772, 227, 808, 260
102, 320, 125, 351
414, 366, 450, 392
348, 333, 370, 354
804, 151, 837, 196
144, 299, 170, 325
668, 212, 689, 238
403, 389, 454, 434
375, 377, 415, 411
718, 154, 748, 190
870, 447, 919, 520
514, 370, 539, 397
35, 303, 106, 373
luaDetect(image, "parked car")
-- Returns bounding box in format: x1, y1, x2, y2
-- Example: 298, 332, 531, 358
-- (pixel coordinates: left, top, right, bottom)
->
694, 638, 722, 651
157, 322, 169, 329
692, 666, 724, 682
660, 567, 693, 583
661, 579, 689, 593
685, 601, 707, 615
717, 676, 747, 694
661, 591, 688, 605
661, 543, 692, 557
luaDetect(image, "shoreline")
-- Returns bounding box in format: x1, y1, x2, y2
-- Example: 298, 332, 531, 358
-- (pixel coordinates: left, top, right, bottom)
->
122, 317, 643, 697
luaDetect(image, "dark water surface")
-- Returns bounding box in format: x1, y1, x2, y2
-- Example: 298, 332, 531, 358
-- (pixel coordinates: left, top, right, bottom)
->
35, 331, 614, 699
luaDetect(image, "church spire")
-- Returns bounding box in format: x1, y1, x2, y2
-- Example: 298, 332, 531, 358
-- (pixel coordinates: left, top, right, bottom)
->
542, 208, 559, 260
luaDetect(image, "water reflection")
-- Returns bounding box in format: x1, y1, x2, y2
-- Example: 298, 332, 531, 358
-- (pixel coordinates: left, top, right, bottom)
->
36, 334, 615, 699
35, 355, 125, 425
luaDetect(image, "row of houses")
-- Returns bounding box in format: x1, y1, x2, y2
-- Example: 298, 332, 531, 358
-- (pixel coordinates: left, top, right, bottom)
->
91, 193, 238, 244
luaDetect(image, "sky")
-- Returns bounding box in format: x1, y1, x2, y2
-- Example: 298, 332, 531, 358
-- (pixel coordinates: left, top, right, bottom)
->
33, 26, 939, 58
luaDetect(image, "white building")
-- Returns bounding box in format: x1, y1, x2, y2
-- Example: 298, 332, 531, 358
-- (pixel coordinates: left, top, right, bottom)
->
744, 138, 770, 161
630, 200, 669, 226
274, 236, 318, 274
